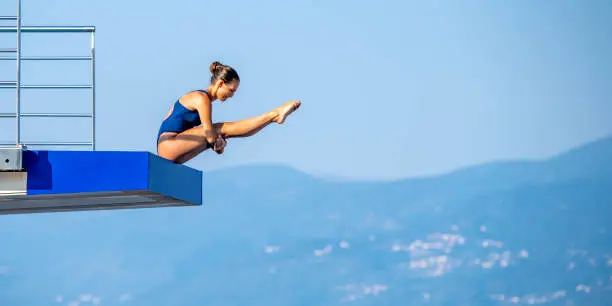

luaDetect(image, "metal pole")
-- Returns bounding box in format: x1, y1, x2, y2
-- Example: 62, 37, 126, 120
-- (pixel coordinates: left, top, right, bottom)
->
0, 14, 97, 150
2, 85, 93, 89
0, 113, 93, 118
0, 26, 95, 33
0, 56, 93, 61
15, 0, 22, 147
91, 31, 96, 151
0, 141, 93, 146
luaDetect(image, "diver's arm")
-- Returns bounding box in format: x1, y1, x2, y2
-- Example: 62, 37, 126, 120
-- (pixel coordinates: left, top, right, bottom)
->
194, 94, 218, 145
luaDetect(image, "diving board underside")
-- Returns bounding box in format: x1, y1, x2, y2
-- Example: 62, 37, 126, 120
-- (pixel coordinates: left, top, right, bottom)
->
0, 150, 203, 215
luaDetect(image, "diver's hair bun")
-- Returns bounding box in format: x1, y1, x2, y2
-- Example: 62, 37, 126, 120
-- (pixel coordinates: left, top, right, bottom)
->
209, 61, 223, 73
209, 61, 240, 84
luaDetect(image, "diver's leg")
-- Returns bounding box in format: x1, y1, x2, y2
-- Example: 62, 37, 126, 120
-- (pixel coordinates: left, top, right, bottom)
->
215, 100, 301, 139
157, 100, 301, 163
157, 131, 209, 164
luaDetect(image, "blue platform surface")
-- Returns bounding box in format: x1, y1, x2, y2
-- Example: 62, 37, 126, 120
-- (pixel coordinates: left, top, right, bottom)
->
0, 150, 203, 215
23, 150, 203, 203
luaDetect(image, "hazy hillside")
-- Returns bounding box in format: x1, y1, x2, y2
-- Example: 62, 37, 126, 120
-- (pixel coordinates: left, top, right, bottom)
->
0, 135, 611, 305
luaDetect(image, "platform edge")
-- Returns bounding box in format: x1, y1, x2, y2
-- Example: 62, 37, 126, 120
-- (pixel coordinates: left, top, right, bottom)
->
147, 153, 203, 206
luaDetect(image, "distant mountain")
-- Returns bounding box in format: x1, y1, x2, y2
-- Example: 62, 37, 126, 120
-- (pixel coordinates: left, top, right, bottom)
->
0, 135, 611, 305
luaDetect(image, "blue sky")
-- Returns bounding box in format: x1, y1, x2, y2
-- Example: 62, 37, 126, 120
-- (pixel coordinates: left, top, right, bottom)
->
1, 0, 611, 180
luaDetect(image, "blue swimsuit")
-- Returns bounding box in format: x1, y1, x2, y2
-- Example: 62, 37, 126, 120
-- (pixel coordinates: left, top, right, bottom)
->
157, 90, 211, 142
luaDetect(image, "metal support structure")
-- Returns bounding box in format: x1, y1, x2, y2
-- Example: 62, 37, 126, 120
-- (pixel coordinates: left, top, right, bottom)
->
0, 1, 97, 151
0, 26, 96, 33
15, 0, 21, 148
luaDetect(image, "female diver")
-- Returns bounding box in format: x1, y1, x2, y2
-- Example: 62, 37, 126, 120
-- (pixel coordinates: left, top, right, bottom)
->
157, 61, 301, 164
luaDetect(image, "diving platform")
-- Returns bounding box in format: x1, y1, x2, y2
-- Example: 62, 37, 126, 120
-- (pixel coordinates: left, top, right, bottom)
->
0, 1, 204, 215
0, 149, 203, 215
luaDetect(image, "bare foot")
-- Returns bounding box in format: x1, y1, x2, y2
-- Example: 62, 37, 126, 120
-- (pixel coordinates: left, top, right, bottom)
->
273, 100, 301, 124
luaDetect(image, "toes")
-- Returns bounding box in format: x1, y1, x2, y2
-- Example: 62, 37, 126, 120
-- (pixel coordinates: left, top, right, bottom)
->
291, 102, 300, 111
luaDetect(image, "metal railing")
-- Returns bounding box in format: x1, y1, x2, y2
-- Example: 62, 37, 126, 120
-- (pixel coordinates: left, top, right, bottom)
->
0, 0, 96, 150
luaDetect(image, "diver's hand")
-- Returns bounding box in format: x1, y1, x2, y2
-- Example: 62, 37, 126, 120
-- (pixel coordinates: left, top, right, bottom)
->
213, 135, 226, 154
